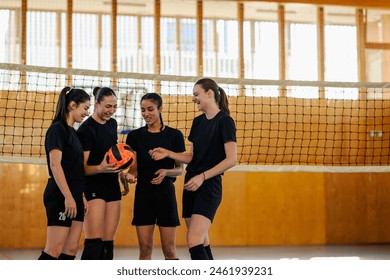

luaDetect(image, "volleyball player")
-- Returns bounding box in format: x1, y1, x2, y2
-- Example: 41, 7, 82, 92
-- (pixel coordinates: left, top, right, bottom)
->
150, 78, 237, 260
123, 93, 185, 260
77, 87, 123, 260
38, 87, 90, 260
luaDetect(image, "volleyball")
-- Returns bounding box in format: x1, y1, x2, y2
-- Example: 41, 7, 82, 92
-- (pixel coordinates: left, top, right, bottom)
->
106, 143, 135, 169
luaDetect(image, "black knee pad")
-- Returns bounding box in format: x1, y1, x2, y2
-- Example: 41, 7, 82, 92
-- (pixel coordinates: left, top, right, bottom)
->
81, 238, 103, 260
38, 250, 57, 260
58, 253, 76, 260
189, 244, 209, 260
101, 240, 114, 260
204, 245, 214, 260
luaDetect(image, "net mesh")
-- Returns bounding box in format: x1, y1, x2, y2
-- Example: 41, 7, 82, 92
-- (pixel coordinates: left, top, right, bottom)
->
1, 63, 390, 171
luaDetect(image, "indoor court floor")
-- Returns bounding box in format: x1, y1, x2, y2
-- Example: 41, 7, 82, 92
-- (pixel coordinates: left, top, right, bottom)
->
1, 244, 390, 260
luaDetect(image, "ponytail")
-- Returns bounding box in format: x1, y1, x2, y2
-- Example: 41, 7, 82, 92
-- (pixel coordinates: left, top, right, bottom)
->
53, 87, 71, 125
217, 86, 230, 115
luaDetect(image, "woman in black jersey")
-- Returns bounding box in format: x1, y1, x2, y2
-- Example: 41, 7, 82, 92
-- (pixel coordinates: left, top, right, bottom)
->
77, 87, 124, 260
123, 93, 185, 260
38, 87, 90, 260
150, 78, 237, 260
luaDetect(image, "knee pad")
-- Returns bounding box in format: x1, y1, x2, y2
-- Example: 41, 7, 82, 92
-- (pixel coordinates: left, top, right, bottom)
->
204, 245, 214, 260
58, 253, 76, 260
38, 250, 57, 260
81, 238, 103, 260
189, 244, 209, 260
101, 240, 114, 260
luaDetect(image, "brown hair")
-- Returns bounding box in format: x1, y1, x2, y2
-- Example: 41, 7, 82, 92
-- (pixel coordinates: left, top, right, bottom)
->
195, 78, 230, 115
53, 87, 90, 125
141, 92, 164, 131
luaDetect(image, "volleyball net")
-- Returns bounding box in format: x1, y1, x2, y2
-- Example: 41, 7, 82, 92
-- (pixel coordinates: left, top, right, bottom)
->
1, 63, 390, 172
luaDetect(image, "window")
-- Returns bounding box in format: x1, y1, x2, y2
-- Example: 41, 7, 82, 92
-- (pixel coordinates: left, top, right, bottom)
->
117, 15, 138, 72
325, 25, 358, 99
0, 9, 18, 63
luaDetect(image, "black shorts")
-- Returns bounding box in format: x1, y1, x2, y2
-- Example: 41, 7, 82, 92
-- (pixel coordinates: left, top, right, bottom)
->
43, 179, 84, 226
182, 174, 222, 222
44, 199, 85, 227
132, 182, 180, 227
84, 181, 122, 202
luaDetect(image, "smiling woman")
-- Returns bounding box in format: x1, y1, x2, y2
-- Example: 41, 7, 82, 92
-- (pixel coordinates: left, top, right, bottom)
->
39, 87, 90, 260
124, 92, 186, 260
149, 78, 237, 260
76, 86, 124, 260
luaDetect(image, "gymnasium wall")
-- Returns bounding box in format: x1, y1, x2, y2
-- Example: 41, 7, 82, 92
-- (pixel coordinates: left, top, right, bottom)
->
1, 93, 390, 248
1, 162, 390, 248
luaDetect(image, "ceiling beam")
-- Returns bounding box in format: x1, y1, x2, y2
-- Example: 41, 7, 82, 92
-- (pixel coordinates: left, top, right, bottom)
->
242, 0, 390, 9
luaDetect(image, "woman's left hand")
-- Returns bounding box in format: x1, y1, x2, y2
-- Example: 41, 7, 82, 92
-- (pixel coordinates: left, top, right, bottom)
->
183, 173, 204, 191
151, 169, 167, 185
149, 148, 169, 161
119, 171, 133, 196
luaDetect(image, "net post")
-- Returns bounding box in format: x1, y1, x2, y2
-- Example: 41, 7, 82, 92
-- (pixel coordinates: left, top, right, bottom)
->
66, 0, 73, 86
196, 0, 203, 77
20, 0, 27, 93
319, 86, 325, 99
238, 83, 245, 97
154, 80, 161, 93
154, 0, 161, 93
279, 85, 286, 97
111, 0, 118, 88
359, 87, 367, 100
356, 9, 367, 83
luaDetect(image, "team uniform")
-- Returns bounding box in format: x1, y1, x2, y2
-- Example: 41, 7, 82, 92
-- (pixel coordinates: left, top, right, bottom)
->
77, 117, 121, 202
183, 111, 236, 222
126, 126, 185, 227
44, 121, 85, 226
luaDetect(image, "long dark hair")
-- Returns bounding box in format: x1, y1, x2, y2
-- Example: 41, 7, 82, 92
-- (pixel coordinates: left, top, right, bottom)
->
141, 92, 164, 131
53, 87, 90, 125
93, 86, 117, 103
195, 78, 230, 115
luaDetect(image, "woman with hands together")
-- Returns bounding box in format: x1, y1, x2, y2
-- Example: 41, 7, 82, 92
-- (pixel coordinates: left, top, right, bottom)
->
77, 87, 125, 260
124, 93, 185, 260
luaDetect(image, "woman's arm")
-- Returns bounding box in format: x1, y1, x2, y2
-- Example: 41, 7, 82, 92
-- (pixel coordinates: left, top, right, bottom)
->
83, 151, 120, 176
149, 144, 194, 164
150, 159, 184, 185
121, 152, 138, 186
165, 160, 184, 178
49, 149, 77, 218
183, 141, 237, 192
202, 141, 237, 180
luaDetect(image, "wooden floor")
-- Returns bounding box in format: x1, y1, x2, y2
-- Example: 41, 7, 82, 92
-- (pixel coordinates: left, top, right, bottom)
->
1, 244, 390, 260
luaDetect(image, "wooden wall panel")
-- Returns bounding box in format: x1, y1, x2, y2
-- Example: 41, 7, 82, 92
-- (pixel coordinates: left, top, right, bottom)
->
325, 173, 390, 244
241, 172, 325, 245
0, 164, 47, 248
3, 162, 390, 249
